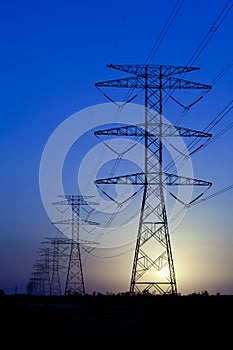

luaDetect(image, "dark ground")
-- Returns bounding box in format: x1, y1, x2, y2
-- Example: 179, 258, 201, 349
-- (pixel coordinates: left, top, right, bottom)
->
1, 292, 232, 344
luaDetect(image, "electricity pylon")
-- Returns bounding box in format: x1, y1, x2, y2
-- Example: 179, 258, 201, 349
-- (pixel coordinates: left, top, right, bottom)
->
94, 64, 212, 295
41, 237, 63, 296
53, 195, 98, 295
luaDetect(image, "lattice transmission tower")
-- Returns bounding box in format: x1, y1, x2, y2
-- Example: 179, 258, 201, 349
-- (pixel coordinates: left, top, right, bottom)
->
41, 237, 65, 296
94, 64, 212, 295
53, 195, 98, 295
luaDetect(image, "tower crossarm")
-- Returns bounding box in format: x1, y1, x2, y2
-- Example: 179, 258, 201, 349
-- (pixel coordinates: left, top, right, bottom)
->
95, 172, 146, 185
94, 123, 212, 138
106, 64, 200, 76
43, 237, 98, 246
163, 124, 212, 138
163, 172, 212, 186
53, 195, 98, 206
95, 172, 212, 187
94, 124, 147, 137
52, 219, 99, 226
95, 76, 211, 90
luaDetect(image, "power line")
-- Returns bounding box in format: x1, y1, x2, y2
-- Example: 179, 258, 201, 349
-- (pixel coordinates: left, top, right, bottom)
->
186, 0, 232, 67
145, 0, 185, 64
109, 0, 185, 105
175, 59, 233, 124
203, 99, 233, 133
190, 183, 233, 207
165, 100, 233, 173
166, 0, 232, 122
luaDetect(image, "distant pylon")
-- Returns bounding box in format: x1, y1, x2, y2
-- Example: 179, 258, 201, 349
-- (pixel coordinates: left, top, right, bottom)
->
94, 64, 212, 295
33, 247, 50, 296
52, 195, 99, 295
42, 237, 62, 296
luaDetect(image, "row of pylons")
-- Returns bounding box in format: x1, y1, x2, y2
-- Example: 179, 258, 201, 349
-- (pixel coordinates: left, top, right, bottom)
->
27, 64, 212, 296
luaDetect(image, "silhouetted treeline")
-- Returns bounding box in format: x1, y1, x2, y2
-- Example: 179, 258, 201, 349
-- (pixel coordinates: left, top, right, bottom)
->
0, 290, 232, 346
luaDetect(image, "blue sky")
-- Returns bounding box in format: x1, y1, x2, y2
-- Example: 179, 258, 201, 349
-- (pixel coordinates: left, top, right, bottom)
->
0, 0, 233, 295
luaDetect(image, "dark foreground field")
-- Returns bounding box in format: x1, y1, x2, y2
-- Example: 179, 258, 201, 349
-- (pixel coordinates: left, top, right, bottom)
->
1, 293, 232, 344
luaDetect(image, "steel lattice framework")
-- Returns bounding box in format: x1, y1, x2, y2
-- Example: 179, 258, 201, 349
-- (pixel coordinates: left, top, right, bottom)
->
94, 64, 212, 295
52, 195, 98, 295
41, 237, 66, 296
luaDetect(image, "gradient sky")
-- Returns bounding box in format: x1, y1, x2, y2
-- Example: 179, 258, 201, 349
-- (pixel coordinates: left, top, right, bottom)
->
0, 0, 233, 295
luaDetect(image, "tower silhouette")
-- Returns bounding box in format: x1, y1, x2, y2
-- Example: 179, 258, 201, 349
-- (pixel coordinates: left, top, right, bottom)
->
94, 64, 212, 295
53, 195, 98, 295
